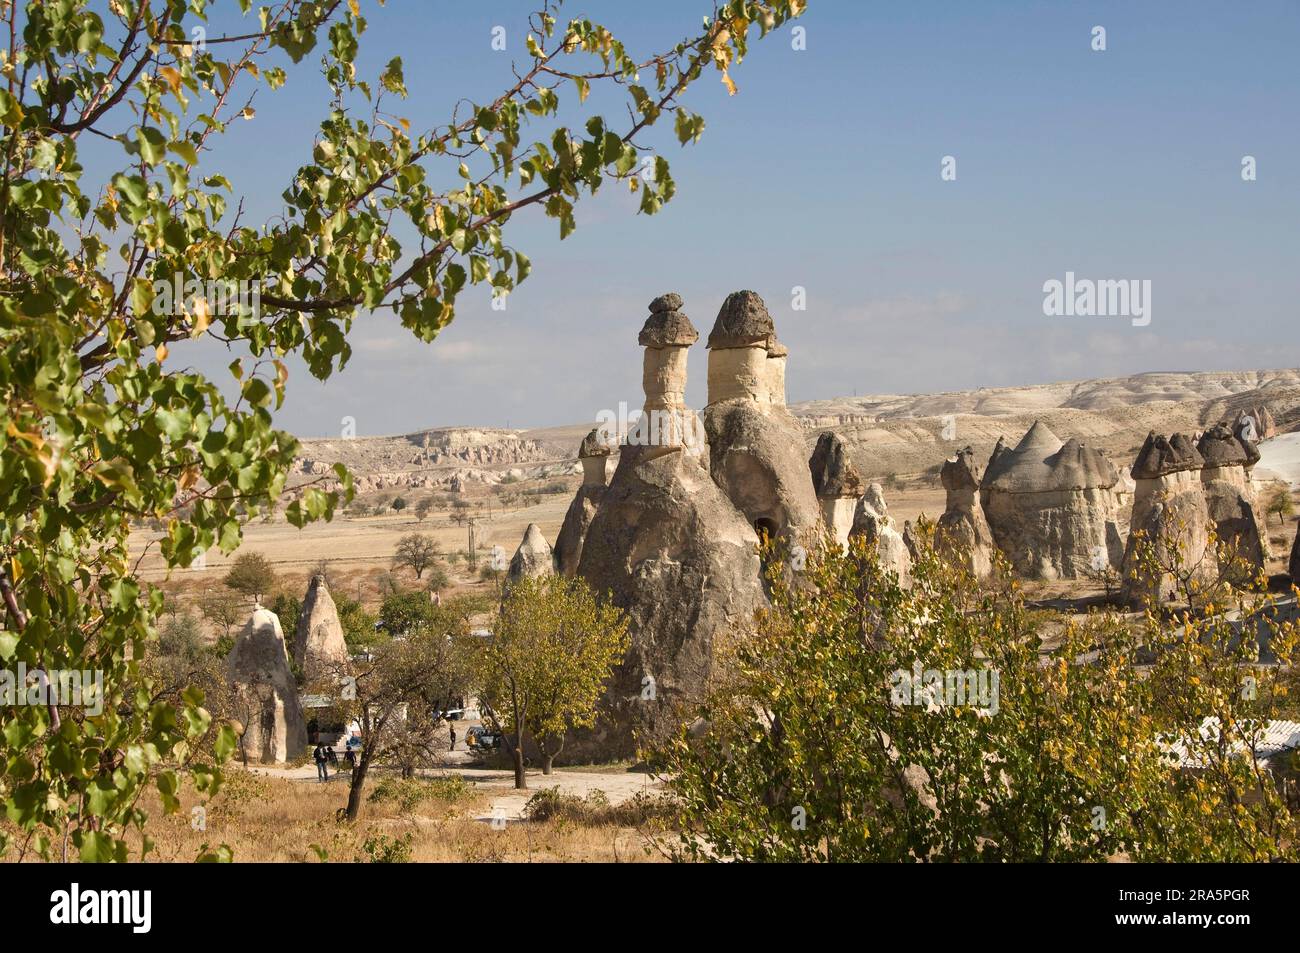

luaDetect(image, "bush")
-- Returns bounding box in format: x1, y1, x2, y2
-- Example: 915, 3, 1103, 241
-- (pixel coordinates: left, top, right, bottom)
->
359, 832, 414, 863
522, 787, 676, 826
368, 775, 472, 813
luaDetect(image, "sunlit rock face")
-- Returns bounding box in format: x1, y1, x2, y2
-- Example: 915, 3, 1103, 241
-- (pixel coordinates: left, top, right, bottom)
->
934, 446, 995, 578
555, 429, 611, 577
1121, 432, 1214, 606
981, 420, 1125, 580
1197, 423, 1268, 571
508, 523, 555, 585
809, 430, 863, 547
850, 483, 913, 587
294, 574, 350, 686
572, 295, 762, 761
703, 291, 821, 549
228, 606, 308, 764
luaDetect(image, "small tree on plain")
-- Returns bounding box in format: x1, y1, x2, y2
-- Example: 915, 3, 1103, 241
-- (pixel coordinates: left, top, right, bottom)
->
223, 553, 277, 603
414, 497, 434, 522
393, 533, 438, 579
1265, 485, 1295, 528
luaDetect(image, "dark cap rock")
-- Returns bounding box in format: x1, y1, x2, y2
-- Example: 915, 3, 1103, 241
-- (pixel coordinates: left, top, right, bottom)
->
707, 290, 775, 349
638, 299, 699, 348
1130, 431, 1204, 479
579, 427, 613, 458
1198, 423, 1255, 468
649, 292, 683, 314
808, 431, 862, 498
941, 446, 983, 492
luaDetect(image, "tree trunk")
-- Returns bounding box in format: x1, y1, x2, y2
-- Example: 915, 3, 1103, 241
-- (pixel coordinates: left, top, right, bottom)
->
345, 752, 371, 821
541, 752, 554, 775
512, 744, 527, 790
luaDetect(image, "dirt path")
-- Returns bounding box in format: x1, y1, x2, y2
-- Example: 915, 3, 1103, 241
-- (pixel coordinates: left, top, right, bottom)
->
246, 760, 665, 823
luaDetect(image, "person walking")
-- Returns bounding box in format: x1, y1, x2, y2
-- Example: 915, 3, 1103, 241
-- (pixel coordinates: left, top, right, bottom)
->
448, 724, 457, 751
313, 742, 329, 782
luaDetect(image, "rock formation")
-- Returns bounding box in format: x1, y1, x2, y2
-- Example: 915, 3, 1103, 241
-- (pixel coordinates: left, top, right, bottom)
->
294, 574, 350, 685
703, 291, 822, 546
227, 605, 308, 764
555, 429, 612, 576
934, 446, 995, 578
808, 431, 863, 546
1197, 423, 1268, 572
1121, 432, 1213, 605
507, 523, 555, 584
1291, 522, 1300, 585
850, 483, 913, 586
575, 295, 763, 759
981, 420, 1124, 579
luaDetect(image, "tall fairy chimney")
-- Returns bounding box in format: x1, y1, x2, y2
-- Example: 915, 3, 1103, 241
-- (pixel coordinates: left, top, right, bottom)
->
578, 427, 612, 486
636, 292, 699, 452
706, 290, 774, 405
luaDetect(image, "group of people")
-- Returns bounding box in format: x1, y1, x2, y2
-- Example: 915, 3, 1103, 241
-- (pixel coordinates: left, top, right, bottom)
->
312, 737, 360, 782
311, 724, 460, 782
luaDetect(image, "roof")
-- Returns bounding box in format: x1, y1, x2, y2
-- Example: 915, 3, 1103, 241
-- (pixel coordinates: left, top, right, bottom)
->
1164, 717, 1300, 769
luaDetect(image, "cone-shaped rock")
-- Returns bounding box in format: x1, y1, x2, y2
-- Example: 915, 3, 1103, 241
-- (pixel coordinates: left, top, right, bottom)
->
294, 575, 350, 685
981, 420, 1123, 579
850, 483, 913, 586
508, 523, 555, 583
227, 605, 308, 764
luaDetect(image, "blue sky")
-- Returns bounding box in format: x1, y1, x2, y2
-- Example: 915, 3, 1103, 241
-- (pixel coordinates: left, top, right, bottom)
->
102, 0, 1300, 436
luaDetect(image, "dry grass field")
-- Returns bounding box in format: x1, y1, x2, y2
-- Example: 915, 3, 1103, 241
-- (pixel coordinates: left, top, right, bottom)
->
129, 765, 674, 863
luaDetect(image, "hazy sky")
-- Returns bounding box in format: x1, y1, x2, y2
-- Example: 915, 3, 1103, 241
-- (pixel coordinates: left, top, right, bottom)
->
107, 0, 1299, 437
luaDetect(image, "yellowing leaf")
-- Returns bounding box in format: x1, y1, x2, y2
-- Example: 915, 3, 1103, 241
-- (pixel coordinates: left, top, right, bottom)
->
721, 71, 737, 96
156, 343, 169, 363
158, 66, 182, 96
190, 296, 211, 336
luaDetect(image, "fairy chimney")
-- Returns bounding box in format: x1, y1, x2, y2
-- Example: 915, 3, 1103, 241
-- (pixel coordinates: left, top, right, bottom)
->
227, 604, 308, 764
555, 429, 612, 576
1121, 432, 1213, 605
507, 523, 555, 584
294, 574, 350, 686
935, 446, 995, 578
1197, 423, 1268, 571
981, 420, 1124, 579
703, 291, 822, 546
850, 483, 913, 586
808, 431, 863, 546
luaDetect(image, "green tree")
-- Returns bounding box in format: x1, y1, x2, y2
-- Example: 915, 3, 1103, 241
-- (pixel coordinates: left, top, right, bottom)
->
379, 587, 438, 636
391, 496, 407, 513
334, 606, 474, 820
197, 585, 244, 640
222, 552, 277, 602
0, 0, 804, 859
1265, 484, 1295, 528
414, 496, 434, 522
393, 533, 437, 579
479, 574, 629, 786
660, 527, 1300, 861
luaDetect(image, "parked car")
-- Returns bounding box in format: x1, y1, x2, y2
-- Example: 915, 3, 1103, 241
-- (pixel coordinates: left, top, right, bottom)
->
465, 725, 502, 751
